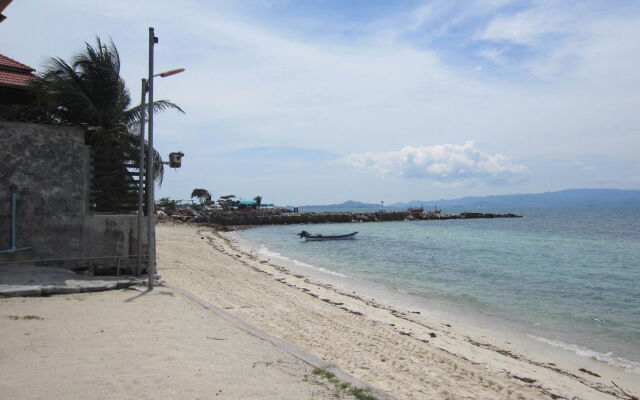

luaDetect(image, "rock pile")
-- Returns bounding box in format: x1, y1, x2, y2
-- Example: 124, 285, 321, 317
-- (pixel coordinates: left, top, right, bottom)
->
158, 209, 521, 227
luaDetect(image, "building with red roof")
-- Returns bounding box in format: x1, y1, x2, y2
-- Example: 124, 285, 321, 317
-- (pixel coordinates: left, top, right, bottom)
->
0, 53, 37, 105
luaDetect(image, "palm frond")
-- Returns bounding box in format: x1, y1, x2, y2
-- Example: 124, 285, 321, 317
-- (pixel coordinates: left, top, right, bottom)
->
124, 100, 185, 128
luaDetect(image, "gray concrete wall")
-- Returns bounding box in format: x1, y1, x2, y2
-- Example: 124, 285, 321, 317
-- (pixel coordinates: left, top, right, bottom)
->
0, 121, 147, 273
84, 214, 147, 273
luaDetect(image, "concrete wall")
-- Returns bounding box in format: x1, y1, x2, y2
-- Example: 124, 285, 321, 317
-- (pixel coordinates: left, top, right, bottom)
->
0, 121, 147, 273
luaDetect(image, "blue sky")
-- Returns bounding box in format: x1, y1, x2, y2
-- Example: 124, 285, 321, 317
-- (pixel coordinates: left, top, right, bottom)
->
2, 0, 639, 204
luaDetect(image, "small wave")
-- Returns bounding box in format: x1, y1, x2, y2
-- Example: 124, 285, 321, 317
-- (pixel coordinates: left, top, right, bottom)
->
292, 259, 347, 278
257, 246, 347, 278
258, 245, 290, 261
528, 335, 640, 374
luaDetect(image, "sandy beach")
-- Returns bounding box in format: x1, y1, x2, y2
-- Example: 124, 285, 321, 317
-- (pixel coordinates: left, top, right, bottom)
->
155, 222, 639, 400
0, 285, 367, 399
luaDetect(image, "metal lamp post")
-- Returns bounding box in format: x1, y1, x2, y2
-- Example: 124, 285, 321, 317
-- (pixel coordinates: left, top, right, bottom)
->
136, 78, 147, 277
146, 27, 157, 290
139, 27, 184, 290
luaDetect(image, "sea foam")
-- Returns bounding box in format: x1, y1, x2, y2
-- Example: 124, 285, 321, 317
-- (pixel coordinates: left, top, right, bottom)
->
528, 334, 640, 374
258, 245, 347, 278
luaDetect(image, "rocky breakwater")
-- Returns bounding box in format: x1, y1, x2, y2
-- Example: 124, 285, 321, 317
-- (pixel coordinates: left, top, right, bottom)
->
407, 211, 522, 220
162, 209, 522, 227
459, 212, 522, 219
199, 210, 409, 225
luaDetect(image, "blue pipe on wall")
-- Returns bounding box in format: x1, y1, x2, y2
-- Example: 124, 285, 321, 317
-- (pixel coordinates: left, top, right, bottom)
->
0, 185, 31, 253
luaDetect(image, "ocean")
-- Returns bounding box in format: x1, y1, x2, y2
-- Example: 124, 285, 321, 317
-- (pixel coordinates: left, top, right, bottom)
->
234, 206, 640, 372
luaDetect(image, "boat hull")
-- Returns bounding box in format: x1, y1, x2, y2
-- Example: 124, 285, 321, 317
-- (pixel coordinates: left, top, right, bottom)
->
302, 232, 358, 241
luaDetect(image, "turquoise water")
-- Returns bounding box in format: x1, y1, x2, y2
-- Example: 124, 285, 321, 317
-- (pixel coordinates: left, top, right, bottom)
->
236, 207, 640, 370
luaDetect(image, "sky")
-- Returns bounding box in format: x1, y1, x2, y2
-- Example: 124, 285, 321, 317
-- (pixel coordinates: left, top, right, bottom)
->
2, 0, 639, 205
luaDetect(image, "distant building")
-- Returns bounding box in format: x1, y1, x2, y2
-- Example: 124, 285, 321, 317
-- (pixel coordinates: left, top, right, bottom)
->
0, 53, 37, 106
238, 199, 257, 210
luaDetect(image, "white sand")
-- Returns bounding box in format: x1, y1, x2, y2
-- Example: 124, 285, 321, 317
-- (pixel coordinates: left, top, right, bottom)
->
0, 287, 358, 399
156, 222, 640, 400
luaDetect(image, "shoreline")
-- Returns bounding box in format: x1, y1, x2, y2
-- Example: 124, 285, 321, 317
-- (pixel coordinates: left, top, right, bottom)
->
229, 227, 640, 377
157, 222, 639, 399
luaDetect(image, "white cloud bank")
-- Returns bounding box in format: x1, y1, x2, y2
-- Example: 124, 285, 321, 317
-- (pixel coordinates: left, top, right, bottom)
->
341, 141, 529, 187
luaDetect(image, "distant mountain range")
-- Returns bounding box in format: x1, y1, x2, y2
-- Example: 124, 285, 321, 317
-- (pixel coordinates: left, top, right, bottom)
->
295, 189, 640, 212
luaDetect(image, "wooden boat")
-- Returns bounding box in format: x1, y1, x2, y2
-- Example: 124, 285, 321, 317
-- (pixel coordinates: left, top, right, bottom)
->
297, 230, 358, 241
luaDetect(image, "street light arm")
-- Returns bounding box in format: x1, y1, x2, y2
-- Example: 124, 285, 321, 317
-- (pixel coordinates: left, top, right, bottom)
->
154, 68, 185, 78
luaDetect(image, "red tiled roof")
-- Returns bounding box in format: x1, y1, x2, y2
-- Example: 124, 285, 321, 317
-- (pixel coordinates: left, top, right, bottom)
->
0, 53, 34, 72
0, 53, 36, 88
0, 69, 35, 87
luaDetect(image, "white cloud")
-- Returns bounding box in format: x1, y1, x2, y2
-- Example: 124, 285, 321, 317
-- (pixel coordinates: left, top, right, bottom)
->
572, 161, 594, 173
477, 47, 507, 64
340, 141, 529, 187
477, 8, 569, 46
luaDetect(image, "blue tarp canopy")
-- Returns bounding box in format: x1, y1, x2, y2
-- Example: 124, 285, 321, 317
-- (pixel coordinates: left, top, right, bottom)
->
239, 200, 257, 205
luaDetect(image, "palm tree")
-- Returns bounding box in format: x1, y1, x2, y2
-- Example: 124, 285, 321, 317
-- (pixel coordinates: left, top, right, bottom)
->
29, 38, 184, 211
253, 195, 262, 208
32, 38, 182, 135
